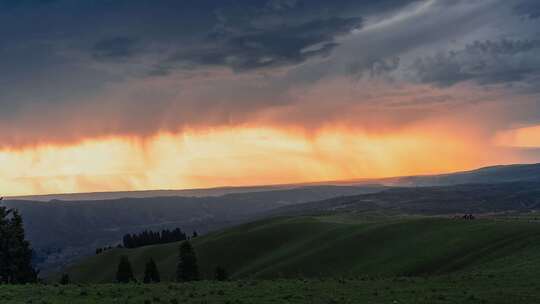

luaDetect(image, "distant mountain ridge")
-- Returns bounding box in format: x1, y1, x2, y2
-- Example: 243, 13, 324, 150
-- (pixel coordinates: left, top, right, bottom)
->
386, 163, 540, 187
266, 181, 540, 218
8, 185, 301, 202
9, 162, 540, 201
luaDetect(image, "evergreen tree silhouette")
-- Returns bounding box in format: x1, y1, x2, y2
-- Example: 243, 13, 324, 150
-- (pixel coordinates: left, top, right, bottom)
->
0, 201, 38, 284
122, 227, 187, 248
60, 273, 70, 285
214, 266, 228, 281
176, 241, 199, 282
8, 211, 38, 283
116, 256, 134, 283
143, 258, 160, 283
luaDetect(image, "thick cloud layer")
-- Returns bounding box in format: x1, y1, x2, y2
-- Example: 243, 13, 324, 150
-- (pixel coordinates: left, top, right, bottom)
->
1, 0, 540, 148
412, 39, 540, 87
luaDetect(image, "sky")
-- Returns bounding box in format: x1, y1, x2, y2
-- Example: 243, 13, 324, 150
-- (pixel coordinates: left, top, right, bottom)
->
2, 0, 540, 196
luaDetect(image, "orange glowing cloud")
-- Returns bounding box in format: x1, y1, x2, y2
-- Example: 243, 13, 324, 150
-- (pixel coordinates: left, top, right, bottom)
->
1, 72, 539, 196
494, 125, 540, 148
0, 72, 521, 150
0, 122, 528, 196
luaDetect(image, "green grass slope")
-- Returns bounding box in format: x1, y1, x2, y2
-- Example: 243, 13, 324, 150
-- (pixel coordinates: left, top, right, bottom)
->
63, 216, 540, 283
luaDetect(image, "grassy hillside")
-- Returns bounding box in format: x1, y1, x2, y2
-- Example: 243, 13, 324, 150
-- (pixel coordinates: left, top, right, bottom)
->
7, 163, 540, 275
3, 185, 382, 274
63, 215, 540, 283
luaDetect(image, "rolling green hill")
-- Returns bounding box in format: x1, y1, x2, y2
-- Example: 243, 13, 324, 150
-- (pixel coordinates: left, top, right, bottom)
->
63, 215, 540, 283
3, 185, 383, 274
6, 162, 540, 275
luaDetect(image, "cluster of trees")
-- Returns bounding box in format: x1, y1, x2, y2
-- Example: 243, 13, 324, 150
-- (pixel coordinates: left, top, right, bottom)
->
0, 198, 39, 284
116, 240, 228, 283
96, 228, 198, 255
114, 257, 160, 283
0, 197, 226, 285
95, 245, 122, 255
453, 214, 476, 220
122, 228, 196, 249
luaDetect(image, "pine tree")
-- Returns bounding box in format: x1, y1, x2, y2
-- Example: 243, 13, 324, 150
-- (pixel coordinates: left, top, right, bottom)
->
176, 241, 199, 282
143, 258, 160, 283
0, 205, 11, 283
214, 266, 228, 281
116, 256, 134, 283
0, 203, 38, 284
60, 273, 70, 285
8, 210, 38, 284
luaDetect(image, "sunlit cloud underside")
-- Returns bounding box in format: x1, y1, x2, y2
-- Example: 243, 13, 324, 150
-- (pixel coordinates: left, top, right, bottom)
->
2, 125, 538, 196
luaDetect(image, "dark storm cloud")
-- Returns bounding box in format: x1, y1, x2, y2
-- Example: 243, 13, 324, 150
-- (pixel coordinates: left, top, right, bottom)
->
0, 0, 419, 70
144, 0, 420, 73
160, 17, 360, 73
514, 1, 540, 19
93, 37, 139, 60
412, 39, 540, 86
149, 0, 420, 72
0, 0, 417, 108
2, 0, 540, 148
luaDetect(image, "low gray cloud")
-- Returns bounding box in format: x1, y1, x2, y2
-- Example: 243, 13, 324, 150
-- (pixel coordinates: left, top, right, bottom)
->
412, 39, 540, 86
93, 37, 139, 60
514, 1, 540, 19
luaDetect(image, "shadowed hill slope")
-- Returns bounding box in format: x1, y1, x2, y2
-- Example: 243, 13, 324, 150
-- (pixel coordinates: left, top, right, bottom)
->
385, 162, 540, 186
6, 163, 540, 276
64, 216, 540, 283
2, 185, 383, 274
266, 181, 540, 217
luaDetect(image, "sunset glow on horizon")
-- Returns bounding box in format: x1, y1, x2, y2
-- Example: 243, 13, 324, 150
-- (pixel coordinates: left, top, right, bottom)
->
1, 124, 536, 196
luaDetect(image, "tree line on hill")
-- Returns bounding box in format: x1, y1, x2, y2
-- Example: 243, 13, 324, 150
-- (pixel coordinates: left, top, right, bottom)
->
0, 198, 38, 284
95, 228, 198, 254
122, 228, 197, 249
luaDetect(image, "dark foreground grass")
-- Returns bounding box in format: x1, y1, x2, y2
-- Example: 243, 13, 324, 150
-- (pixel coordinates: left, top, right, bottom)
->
2, 273, 540, 304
